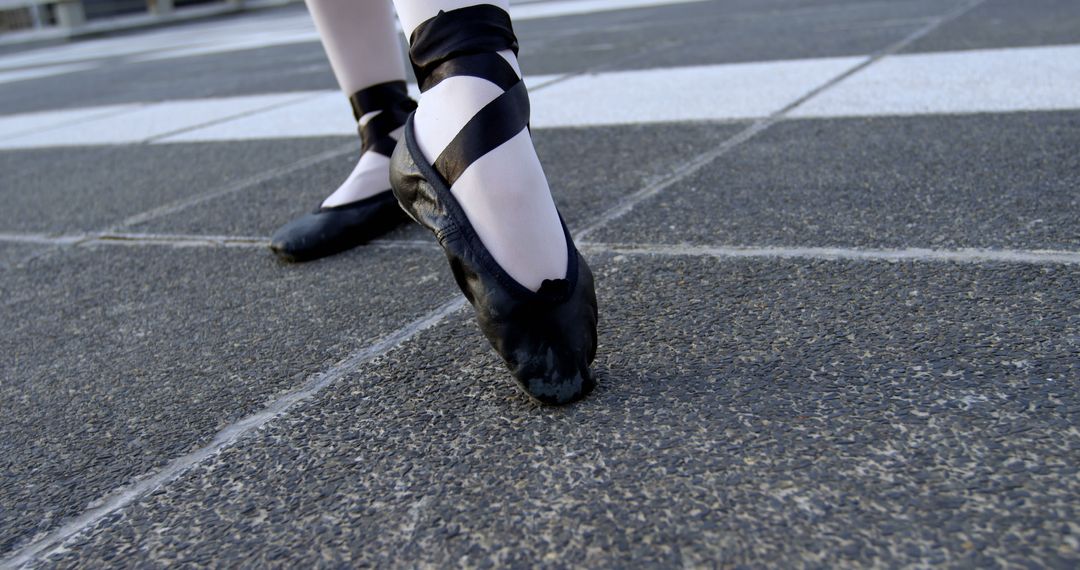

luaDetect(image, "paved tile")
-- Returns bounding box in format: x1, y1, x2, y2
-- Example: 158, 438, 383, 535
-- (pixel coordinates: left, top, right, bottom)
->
0, 137, 345, 233
3, 0, 1078, 566
0, 242, 50, 270
134, 122, 743, 237
0, 243, 458, 554
907, 0, 1080, 53
42, 254, 1080, 567
591, 112, 1080, 250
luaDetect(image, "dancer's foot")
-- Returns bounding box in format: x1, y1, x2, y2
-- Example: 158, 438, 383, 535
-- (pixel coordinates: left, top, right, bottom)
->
391, 4, 598, 404
406, 10, 567, 291
270, 81, 416, 262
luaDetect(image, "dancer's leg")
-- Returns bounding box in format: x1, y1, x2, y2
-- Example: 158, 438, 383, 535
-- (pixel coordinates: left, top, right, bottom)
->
307, 0, 405, 95
392, 0, 567, 291
388, 2, 597, 404
271, 0, 414, 262
307, 0, 408, 207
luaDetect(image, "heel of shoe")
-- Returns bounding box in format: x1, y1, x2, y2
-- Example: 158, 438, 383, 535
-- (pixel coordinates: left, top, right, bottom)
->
270, 81, 417, 262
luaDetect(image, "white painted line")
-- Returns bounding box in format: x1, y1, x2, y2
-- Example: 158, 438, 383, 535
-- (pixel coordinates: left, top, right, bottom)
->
0, 93, 313, 149
0, 104, 138, 141
791, 44, 1080, 118
531, 56, 865, 127
0, 232, 88, 246
592, 243, 1080, 266
127, 30, 322, 63
0, 40, 158, 70
4, 229, 1075, 266
8, 41, 1077, 148
511, 0, 714, 20
0, 6, 314, 70
0, 52, 858, 146
0, 62, 98, 86
1, 296, 469, 570
160, 91, 356, 142
160, 77, 548, 143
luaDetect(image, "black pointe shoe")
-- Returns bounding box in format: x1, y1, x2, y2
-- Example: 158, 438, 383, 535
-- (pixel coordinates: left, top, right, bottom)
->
270, 81, 416, 262
390, 5, 598, 405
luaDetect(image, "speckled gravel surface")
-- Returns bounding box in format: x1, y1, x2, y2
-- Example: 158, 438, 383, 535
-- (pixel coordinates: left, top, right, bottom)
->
0, 244, 457, 555
4, 0, 1080, 567
39, 255, 1080, 568
0, 242, 49, 270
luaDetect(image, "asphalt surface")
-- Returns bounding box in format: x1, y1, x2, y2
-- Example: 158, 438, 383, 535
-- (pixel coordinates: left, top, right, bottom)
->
1, 0, 1078, 567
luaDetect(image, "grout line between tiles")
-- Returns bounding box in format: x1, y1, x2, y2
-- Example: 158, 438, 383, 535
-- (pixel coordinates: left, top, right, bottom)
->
5, 230, 1076, 266
585, 243, 1080, 266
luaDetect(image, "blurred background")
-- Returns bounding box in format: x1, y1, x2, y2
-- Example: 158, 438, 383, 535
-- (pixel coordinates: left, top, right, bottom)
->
1, 0, 261, 35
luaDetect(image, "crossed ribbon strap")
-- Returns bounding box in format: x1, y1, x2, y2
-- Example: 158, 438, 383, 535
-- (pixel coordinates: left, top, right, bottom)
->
349, 80, 417, 157
409, 5, 530, 187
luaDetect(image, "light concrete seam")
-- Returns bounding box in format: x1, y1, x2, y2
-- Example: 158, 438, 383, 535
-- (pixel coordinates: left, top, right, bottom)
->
585, 243, 1080, 266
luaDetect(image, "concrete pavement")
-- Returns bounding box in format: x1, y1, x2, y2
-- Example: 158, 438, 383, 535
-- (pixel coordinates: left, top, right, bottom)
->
1, 0, 1078, 567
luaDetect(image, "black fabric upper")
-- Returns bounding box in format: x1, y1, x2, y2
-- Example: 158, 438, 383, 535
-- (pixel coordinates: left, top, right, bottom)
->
406, 5, 530, 188
348, 80, 416, 156
390, 115, 598, 404
390, 4, 599, 404
408, 4, 519, 92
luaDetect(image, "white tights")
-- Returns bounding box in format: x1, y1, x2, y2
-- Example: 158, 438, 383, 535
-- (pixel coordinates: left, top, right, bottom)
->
306, 0, 567, 290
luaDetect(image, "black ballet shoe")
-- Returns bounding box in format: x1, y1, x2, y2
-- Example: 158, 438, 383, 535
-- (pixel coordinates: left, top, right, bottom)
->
390, 5, 598, 405
270, 81, 416, 262
269, 191, 408, 262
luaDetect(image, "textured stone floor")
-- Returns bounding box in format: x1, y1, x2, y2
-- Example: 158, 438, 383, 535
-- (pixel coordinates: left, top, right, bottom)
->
1, 0, 1077, 567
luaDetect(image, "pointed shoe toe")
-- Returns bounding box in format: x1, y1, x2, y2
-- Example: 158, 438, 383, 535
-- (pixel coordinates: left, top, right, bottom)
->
391, 117, 599, 405
269, 191, 407, 262
503, 286, 598, 405
481, 266, 598, 405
